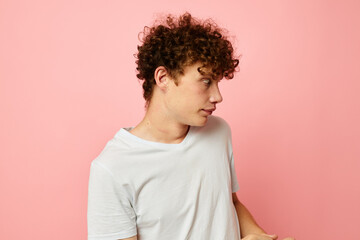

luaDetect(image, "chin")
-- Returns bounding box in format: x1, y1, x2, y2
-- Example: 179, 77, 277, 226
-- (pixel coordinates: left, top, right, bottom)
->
190, 117, 208, 127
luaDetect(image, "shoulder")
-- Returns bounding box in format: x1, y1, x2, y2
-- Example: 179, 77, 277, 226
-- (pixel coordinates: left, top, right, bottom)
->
207, 115, 230, 126
193, 115, 232, 142
90, 130, 134, 169
205, 115, 232, 134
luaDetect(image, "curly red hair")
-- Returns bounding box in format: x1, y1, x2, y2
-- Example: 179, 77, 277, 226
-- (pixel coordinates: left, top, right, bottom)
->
135, 12, 239, 104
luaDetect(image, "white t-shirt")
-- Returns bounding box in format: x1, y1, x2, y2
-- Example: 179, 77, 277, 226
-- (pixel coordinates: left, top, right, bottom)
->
87, 115, 241, 240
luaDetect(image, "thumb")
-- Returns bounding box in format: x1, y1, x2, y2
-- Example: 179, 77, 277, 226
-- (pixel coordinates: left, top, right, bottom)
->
262, 234, 278, 239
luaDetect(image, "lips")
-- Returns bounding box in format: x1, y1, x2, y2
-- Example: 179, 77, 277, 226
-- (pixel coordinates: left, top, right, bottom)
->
202, 108, 216, 115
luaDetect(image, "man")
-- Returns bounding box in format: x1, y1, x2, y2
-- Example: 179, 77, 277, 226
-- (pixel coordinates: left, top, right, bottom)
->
87, 13, 294, 240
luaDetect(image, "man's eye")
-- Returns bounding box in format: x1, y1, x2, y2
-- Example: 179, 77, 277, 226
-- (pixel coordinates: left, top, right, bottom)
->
203, 79, 211, 86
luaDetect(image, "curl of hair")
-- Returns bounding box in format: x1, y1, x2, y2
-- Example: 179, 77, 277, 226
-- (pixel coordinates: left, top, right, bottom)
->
135, 12, 240, 103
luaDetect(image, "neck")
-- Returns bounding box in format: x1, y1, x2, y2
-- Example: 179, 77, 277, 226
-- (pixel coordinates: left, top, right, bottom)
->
129, 102, 189, 144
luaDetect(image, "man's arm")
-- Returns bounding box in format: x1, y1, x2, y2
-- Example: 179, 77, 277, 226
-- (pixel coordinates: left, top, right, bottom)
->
118, 235, 137, 240
232, 193, 278, 240
232, 193, 296, 240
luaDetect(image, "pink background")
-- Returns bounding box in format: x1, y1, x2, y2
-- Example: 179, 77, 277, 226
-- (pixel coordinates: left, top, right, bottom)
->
1, 0, 359, 239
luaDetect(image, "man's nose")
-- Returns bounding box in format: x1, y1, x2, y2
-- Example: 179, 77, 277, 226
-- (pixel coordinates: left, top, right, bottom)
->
209, 84, 223, 103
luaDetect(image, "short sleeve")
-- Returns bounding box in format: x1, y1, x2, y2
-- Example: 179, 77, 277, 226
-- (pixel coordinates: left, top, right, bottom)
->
223, 119, 240, 193
87, 161, 137, 240
230, 152, 240, 193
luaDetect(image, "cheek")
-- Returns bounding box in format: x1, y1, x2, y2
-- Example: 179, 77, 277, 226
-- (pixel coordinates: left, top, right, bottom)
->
169, 86, 208, 110
190, 85, 207, 97
194, 89, 209, 101
187, 88, 206, 103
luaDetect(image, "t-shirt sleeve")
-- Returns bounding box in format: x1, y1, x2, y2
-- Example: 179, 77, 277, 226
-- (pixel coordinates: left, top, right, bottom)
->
222, 118, 240, 193
87, 161, 137, 240
230, 151, 240, 193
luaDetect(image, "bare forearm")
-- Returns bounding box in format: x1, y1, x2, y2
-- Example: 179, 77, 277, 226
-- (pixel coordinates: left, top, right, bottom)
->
118, 235, 137, 240
234, 200, 266, 238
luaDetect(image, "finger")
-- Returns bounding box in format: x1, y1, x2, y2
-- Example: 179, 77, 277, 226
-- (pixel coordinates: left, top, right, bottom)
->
242, 233, 278, 240
261, 234, 278, 240
282, 238, 295, 240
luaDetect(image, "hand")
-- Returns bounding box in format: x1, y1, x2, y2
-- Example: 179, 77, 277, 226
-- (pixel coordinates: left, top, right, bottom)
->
241, 234, 296, 240
241, 233, 278, 240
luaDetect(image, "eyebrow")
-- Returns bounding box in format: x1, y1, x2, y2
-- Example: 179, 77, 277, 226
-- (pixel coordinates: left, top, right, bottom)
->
203, 73, 222, 81
197, 67, 222, 81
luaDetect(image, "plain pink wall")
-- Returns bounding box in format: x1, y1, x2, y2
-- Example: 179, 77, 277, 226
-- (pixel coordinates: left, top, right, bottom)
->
1, 0, 359, 239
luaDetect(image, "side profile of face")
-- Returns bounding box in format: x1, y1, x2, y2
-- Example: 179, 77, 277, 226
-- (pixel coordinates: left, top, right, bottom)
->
161, 62, 223, 127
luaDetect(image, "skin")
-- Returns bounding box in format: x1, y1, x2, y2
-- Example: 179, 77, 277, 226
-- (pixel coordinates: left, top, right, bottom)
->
232, 193, 294, 240
130, 62, 223, 144
123, 62, 295, 240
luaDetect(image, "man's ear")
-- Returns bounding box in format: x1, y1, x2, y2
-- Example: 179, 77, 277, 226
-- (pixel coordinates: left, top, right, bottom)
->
154, 66, 170, 91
